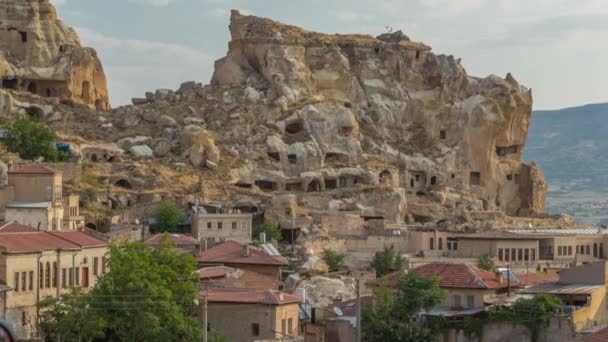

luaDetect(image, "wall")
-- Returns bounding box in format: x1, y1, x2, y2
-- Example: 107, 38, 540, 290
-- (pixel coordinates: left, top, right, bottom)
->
5, 206, 50, 230
441, 289, 493, 310
320, 213, 364, 236
344, 235, 409, 253
571, 287, 608, 332
8, 173, 56, 202
39, 162, 81, 184
0, 185, 14, 219
274, 303, 299, 338
193, 212, 252, 244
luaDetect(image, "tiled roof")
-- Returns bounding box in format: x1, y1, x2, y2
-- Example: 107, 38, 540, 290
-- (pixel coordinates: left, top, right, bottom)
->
0, 221, 38, 233
0, 232, 80, 253
203, 287, 300, 305
196, 266, 235, 279
368, 270, 407, 288
414, 262, 516, 289
197, 240, 288, 266
8, 165, 60, 175
586, 327, 608, 342
47, 231, 108, 247
146, 233, 198, 245
515, 271, 559, 287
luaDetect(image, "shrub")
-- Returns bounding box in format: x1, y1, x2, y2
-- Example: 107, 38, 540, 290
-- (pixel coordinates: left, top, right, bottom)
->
152, 202, 185, 233
322, 249, 346, 272
2, 116, 64, 162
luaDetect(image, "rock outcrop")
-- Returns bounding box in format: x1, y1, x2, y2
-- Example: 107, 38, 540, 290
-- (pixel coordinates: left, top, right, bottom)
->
0, 0, 110, 111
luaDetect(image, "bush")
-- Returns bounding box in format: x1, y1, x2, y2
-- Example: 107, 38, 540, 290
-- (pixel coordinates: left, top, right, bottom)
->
322, 249, 346, 272
152, 202, 185, 233
371, 245, 406, 277
2, 116, 64, 162
252, 220, 282, 243
477, 255, 496, 272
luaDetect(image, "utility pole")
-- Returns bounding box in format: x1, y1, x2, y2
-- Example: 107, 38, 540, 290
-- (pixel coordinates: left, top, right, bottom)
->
356, 279, 361, 342
202, 295, 208, 342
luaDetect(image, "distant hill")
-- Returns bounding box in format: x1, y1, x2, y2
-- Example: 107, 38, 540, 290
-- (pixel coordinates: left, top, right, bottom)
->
525, 103, 608, 224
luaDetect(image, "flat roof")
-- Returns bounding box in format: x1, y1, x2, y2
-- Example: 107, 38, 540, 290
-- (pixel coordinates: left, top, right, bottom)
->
6, 201, 51, 209
509, 228, 608, 236
523, 283, 603, 295
459, 231, 539, 240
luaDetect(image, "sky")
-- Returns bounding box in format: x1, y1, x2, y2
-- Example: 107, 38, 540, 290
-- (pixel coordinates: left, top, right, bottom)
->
50, 0, 608, 110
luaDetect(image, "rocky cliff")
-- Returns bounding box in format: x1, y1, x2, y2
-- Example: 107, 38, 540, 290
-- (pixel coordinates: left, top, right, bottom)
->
0, 0, 109, 111
1, 10, 556, 231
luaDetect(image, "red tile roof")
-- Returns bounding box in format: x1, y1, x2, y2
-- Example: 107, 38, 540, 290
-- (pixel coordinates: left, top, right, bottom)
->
197, 240, 288, 266
0, 221, 38, 233
47, 231, 108, 247
414, 262, 516, 290
196, 266, 235, 279
368, 270, 407, 288
0, 230, 108, 253
147, 233, 198, 245
203, 287, 300, 305
586, 327, 608, 342
8, 165, 60, 175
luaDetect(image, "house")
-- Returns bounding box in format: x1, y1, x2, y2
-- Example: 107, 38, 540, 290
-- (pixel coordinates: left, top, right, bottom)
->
197, 240, 288, 282
191, 203, 252, 246
524, 260, 608, 332
203, 287, 302, 342
196, 266, 283, 290
0, 229, 108, 339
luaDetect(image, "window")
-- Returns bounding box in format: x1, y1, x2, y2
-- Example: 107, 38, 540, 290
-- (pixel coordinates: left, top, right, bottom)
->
586, 245, 591, 255
568, 246, 573, 256
14, 272, 19, 292
232, 222, 237, 230
45, 262, 51, 288
288, 318, 293, 334
429, 238, 434, 250
21, 311, 26, 327
505, 248, 510, 261
511, 249, 516, 261
447, 238, 458, 251
217, 222, 223, 230
207, 222, 213, 229
594, 243, 598, 258
39, 263, 44, 289
470, 172, 481, 186
438, 238, 443, 250
53, 262, 57, 287
282, 319, 286, 336
453, 295, 461, 308
21, 272, 26, 291
94, 257, 99, 276
532, 249, 536, 261
440, 130, 446, 140
524, 249, 529, 261
251, 323, 260, 337
75, 267, 80, 285
29, 271, 33, 291
69, 268, 74, 286
498, 248, 503, 261
102, 257, 107, 274
518, 248, 523, 261
576, 245, 580, 254
62, 268, 67, 288
558, 246, 562, 256
467, 295, 475, 309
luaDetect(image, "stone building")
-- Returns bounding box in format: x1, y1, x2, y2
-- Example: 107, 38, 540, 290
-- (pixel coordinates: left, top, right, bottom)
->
0, 227, 108, 339
191, 203, 252, 245
0, 0, 110, 111
203, 287, 301, 342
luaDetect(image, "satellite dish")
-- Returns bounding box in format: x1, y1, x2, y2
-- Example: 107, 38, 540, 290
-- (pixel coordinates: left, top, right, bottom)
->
333, 307, 344, 317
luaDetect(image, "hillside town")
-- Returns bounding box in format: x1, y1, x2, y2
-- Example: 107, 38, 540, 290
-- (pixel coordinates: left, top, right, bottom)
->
0, 1, 607, 342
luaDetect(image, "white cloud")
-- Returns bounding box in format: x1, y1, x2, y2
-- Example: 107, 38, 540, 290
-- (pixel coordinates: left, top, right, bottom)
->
77, 27, 215, 106
127, 0, 179, 7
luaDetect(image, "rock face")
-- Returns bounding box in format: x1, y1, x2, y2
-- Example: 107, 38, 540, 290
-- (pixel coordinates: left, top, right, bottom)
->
0, 0, 110, 111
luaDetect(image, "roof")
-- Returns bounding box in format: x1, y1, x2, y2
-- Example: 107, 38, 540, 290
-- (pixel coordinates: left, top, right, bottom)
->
524, 283, 603, 295
515, 271, 559, 287
424, 307, 485, 317
337, 295, 373, 317
6, 201, 51, 209
47, 231, 108, 247
197, 240, 288, 266
8, 165, 60, 175
414, 262, 517, 290
586, 327, 608, 342
203, 287, 300, 305
146, 233, 198, 245
509, 228, 608, 236
196, 266, 235, 279
459, 231, 539, 240
368, 270, 407, 287
0, 221, 38, 233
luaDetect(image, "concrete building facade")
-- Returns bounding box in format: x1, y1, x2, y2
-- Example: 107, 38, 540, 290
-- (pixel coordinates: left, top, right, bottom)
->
192, 204, 252, 245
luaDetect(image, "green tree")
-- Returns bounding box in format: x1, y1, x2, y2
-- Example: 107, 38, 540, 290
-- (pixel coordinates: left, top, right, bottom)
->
153, 202, 185, 233
322, 249, 346, 272
252, 220, 282, 243
39, 240, 202, 342
39, 288, 106, 341
2, 116, 62, 161
477, 255, 496, 272
363, 272, 446, 342
371, 245, 406, 277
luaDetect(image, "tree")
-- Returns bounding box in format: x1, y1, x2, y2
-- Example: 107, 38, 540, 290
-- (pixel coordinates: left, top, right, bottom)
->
2, 116, 62, 161
322, 249, 346, 272
477, 255, 496, 272
363, 272, 446, 342
252, 220, 282, 243
371, 245, 406, 277
153, 202, 185, 233
39, 240, 202, 342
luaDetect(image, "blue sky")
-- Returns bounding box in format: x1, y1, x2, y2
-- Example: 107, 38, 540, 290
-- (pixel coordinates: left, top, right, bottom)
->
51, 0, 608, 110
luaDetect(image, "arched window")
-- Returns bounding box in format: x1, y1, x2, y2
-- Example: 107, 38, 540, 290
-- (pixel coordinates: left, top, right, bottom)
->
45, 262, 51, 288
429, 238, 435, 250
438, 238, 443, 250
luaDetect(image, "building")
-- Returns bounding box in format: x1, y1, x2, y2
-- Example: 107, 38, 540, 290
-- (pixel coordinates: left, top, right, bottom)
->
203, 287, 301, 342
454, 232, 540, 266
0, 229, 108, 339
191, 203, 252, 245
197, 240, 288, 282
524, 261, 608, 332
196, 266, 283, 291
63, 193, 84, 230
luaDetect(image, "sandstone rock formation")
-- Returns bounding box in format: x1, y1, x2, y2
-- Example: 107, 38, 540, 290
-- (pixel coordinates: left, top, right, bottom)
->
0, 0, 109, 111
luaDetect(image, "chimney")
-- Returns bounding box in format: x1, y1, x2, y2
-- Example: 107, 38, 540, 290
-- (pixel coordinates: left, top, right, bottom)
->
279, 293, 284, 301
495, 271, 504, 285
260, 232, 267, 244
241, 244, 250, 257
